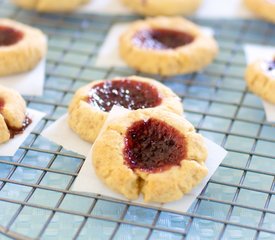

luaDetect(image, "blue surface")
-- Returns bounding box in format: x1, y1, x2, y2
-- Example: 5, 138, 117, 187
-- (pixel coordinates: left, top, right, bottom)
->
0, 0, 274, 239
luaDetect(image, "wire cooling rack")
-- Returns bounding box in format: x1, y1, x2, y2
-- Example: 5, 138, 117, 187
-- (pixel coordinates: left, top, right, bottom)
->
0, 0, 275, 239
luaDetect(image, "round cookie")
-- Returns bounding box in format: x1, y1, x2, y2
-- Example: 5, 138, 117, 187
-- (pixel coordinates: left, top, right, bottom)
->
0, 19, 47, 76
11, 0, 90, 12
0, 85, 30, 144
92, 108, 208, 203
245, 57, 275, 104
244, 0, 275, 23
120, 0, 202, 16
119, 17, 218, 76
68, 76, 183, 143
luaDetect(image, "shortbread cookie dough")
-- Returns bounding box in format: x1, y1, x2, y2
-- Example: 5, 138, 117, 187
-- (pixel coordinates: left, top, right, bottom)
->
92, 109, 208, 203
120, 0, 202, 16
68, 76, 183, 143
0, 85, 31, 144
11, 0, 89, 12
120, 17, 218, 76
245, 57, 275, 104
244, 0, 275, 23
0, 19, 47, 76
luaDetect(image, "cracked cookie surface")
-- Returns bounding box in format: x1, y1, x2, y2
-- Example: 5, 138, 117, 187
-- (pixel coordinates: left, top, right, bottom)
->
92, 109, 208, 203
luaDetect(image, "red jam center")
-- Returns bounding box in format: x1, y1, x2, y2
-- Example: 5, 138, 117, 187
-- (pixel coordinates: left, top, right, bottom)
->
87, 79, 162, 112
132, 28, 194, 50
8, 116, 32, 138
124, 118, 187, 173
0, 25, 24, 46
0, 98, 4, 111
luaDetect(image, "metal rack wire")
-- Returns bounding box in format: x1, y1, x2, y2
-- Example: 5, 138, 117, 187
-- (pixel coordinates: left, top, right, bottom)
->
0, 0, 275, 239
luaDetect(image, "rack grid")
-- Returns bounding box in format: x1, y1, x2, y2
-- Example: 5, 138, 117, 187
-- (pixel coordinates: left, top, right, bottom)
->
0, 0, 275, 239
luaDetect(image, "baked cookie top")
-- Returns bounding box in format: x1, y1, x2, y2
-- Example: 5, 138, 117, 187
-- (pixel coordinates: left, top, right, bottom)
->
92, 108, 208, 203
245, 56, 275, 104
68, 76, 183, 143
120, 0, 202, 16
244, 0, 275, 23
0, 85, 31, 144
0, 18, 47, 76
120, 17, 218, 76
11, 0, 90, 13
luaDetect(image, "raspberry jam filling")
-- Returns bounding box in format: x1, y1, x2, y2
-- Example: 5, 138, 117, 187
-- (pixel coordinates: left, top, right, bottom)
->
0, 98, 4, 111
124, 118, 187, 173
0, 26, 24, 46
133, 28, 194, 50
8, 116, 32, 138
87, 79, 162, 112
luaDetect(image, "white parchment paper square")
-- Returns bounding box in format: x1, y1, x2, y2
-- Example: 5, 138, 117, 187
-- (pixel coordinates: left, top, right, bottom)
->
42, 107, 227, 212
0, 109, 46, 156
78, 0, 132, 14
95, 23, 215, 68
71, 107, 227, 212
71, 137, 226, 212
41, 114, 91, 156
0, 59, 46, 96
244, 44, 275, 122
195, 0, 253, 18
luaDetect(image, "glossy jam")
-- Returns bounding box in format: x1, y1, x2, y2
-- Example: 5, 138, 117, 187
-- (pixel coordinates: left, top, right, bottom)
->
132, 28, 194, 50
8, 116, 32, 138
0, 26, 24, 46
87, 79, 162, 112
124, 118, 187, 173
0, 98, 4, 111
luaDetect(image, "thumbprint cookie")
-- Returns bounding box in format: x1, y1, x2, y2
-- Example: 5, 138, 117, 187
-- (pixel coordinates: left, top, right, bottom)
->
68, 76, 183, 143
